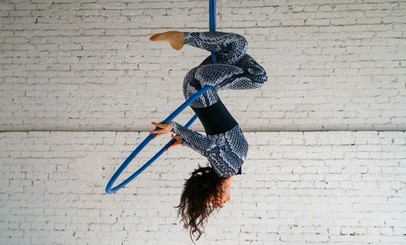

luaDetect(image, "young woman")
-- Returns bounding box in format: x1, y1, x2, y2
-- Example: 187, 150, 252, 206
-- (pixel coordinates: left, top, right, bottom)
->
149, 31, 267, 240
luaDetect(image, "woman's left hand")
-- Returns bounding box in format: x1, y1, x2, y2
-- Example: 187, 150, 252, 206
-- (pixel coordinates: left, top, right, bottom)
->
168, 134, 183, 151
150, 122, 174, 139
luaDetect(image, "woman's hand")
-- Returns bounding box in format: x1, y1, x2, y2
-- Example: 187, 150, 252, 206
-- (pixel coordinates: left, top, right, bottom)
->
150, 122, 183, 151
150, 122, 174, 139
168, 134, 183, 151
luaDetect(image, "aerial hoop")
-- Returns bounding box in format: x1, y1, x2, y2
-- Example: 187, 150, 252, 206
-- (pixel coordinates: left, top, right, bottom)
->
105, 0, 219, 194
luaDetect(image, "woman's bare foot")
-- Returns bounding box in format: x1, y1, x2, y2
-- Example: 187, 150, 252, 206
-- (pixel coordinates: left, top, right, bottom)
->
149, 31, 184, 50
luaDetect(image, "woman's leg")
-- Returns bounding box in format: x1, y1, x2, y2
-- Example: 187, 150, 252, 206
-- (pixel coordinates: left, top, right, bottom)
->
183, 67, 220, 108
151, 31, 268, 105
150, 31, 248, 65
185, 32, 268, 91
185, 32, 248, 65
183, 60, 267, 108
193, 60, 267, 91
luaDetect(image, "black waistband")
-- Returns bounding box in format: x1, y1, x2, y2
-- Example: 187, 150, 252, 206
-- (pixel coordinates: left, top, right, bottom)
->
192, 99, 238, 135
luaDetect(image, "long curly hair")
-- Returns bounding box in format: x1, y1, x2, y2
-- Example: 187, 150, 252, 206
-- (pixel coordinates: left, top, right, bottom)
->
176, 165, 223, 241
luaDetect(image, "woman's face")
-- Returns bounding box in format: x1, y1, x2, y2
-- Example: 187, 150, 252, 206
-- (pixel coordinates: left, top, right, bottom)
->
213, 176, 234, 208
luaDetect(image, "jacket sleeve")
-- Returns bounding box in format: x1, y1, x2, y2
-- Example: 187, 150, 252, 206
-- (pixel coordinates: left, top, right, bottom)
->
172, 122, 242, 177
171, 122, 216, 157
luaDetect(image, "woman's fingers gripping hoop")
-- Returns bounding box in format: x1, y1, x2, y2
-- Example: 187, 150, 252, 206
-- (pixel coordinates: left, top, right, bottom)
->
167, 134, 183, 152
150, 122, 174, 139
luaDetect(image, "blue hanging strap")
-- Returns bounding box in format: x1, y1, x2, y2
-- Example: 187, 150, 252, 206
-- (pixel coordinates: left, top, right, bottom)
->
105, 0, 218, 194
209, 0, 218, 63
209, 0, 216, 32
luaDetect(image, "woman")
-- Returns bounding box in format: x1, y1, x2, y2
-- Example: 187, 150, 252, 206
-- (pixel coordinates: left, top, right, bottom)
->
149, 31, 267, 240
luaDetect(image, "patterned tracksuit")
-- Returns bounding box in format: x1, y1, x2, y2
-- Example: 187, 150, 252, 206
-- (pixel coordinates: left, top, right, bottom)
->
172, 32, 268, 178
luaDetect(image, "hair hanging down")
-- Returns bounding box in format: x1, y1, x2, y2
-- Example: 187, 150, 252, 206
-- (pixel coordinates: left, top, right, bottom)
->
176, 165, 223, 241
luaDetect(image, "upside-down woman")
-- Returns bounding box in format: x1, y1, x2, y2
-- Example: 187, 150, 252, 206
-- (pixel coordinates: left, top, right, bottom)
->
149, 31, 267, 240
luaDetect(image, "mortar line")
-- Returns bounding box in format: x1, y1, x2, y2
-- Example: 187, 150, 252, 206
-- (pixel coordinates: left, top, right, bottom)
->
0, 129, 405, 133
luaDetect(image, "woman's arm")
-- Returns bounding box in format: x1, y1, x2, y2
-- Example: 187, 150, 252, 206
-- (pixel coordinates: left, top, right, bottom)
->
150, 121, 216, 156
171, 122, 217, 157
172, 122, 243, 177
150, 121, 243, 177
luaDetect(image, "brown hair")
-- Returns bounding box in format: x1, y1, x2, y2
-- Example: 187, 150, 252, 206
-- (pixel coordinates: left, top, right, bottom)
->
176, 166, 223, 241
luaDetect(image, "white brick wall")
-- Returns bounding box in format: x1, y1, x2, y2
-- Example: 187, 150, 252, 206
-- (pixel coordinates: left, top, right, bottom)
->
1, 0, 406, 244
0, 131, 405, 244
1, 0, 405, 131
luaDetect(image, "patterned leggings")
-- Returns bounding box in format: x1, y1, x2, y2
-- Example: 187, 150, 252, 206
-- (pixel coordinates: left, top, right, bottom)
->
182, 32, 268, 108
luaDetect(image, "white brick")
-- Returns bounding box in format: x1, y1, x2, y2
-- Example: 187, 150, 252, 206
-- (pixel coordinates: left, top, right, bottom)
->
1, 0, 406, 243
4, 131, 406, 243
1, 0, 405, 131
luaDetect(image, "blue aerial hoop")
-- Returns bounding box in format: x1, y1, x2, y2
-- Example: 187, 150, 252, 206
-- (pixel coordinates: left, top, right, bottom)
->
105, 0, 219, 194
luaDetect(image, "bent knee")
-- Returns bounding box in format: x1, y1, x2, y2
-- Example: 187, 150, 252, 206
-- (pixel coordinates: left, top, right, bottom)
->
232, 33, 248, 49
250, 63, 268, 88
258, 70, 268, 85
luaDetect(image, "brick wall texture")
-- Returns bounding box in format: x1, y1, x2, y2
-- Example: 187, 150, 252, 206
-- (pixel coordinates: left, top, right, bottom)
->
1, 131, 406, 244
1, 0, 405, 131
0, 0, 405, 244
